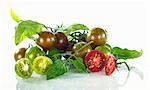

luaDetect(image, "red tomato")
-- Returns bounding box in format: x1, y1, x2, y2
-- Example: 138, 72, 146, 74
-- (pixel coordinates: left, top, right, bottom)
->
105, 54, 116, 76
84, 50, 106, 72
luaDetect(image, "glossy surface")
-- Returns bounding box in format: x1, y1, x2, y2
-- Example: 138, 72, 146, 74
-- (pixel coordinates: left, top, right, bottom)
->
25, 46, 44, 62
86, 28, 107, 46
72, 42, 92, 58
36, 31, 56, 50
16, 67, 144, 90
14, 48, 26, 61
95, 45, 111, 58
84, 50, 106, 72
55, 32, 68, 51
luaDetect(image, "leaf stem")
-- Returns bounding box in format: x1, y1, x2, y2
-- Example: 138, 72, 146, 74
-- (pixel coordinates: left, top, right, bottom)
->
117, 61, 130, 71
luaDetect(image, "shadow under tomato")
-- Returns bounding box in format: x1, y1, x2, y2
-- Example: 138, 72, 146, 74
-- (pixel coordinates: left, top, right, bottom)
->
16, 71, 122, 90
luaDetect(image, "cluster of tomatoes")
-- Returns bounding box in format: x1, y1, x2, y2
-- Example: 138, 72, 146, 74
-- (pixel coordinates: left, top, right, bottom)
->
14, 27, 117, 79
71, 27, 116, 75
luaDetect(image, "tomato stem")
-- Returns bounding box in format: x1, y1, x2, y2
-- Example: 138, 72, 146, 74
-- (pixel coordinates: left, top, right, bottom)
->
52, 52, 71, 57
67, 41, 93, 60
78, 41, 93, 52
42, 24, 54, 32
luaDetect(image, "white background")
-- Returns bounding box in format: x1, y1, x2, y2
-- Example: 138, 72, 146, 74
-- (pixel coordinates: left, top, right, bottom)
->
0, 0, 149, 90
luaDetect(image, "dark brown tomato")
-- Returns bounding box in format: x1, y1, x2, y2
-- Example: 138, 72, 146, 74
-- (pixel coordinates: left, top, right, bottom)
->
86, 27, 107, 46
36, 31, 56, 50
72, 42, 92, 58
55, 32, 68, 51
14, 48, 26, 61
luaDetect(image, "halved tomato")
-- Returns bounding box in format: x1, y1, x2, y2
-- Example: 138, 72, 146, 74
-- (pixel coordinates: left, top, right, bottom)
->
105, 54, 116, 76
84, 50, 106, 72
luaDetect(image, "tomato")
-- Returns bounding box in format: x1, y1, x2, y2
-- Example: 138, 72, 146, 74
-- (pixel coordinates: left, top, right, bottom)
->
25, 46, 44, 62
15, 58, 33, 79
33, 56, 53, 75
86, 27, 107, 46
105, 54, 116, 76
14, 48, 26, 61
72, 42, 92, 58
84, 50, 106, 72
55, 32, 68, 51
36, 31, 56, 50
95, 45, 111, 58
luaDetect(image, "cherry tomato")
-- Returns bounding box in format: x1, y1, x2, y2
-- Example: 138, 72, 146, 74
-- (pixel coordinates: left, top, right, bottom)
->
95, 45, 111, 58
105, 54, 116, 76
36, 31, 56, 50
55, 32, 68, 51
84, 50, 106, 72
14, 48, 26, 61
25, 46, 44, 62
15, 58, 33, 79
33, 56, 53, 75
86, 27, 107, 46
72, 42, 92, 58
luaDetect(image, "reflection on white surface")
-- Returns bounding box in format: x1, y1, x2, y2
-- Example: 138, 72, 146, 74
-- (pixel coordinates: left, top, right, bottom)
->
16, 69, 135, 90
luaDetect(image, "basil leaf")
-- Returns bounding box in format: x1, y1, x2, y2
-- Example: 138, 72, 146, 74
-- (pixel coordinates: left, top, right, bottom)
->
64, 23, 89, 36
68, 58, 87, 73
46, 60, 68, 80
10, 8, 20, 22
15, 20, 43, 45
111, 47, 143, 60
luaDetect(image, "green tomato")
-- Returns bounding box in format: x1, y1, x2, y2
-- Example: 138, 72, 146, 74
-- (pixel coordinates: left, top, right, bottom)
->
95, 45, 111, 57
25, 46, 44, 62
33, 56, 53, 75
15, 58, 33, 79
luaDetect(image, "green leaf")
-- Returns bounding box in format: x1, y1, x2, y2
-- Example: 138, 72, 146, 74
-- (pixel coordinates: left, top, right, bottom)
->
68, 58, 87, 73
10, 8, 20, 22
15, 20, 43, 45
64, 23, 89, 36
111, 47, 143, 60
46, 60, 68, 80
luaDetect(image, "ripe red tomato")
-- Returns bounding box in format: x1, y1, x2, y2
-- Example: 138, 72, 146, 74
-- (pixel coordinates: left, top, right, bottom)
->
105, 54, 116, 76
84, 50, 106, 72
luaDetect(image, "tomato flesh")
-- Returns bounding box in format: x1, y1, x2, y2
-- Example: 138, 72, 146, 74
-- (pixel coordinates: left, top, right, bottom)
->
105, 54, 116, 76
84, 50, 106, 72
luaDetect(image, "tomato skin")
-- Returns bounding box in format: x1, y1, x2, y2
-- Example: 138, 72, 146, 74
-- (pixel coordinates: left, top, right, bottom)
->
36, 31, 56, 50
55, 32, 68, 51
72, 42, 92, 58
95, 45, 111, 58
86, 27, 107, 46
25, 46, 44, 62
105, 54, 116, 76
84, 50, 106, 72
14, 48, 26, 61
